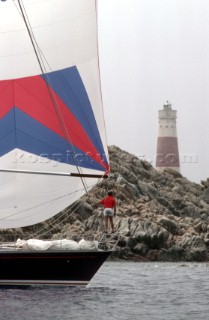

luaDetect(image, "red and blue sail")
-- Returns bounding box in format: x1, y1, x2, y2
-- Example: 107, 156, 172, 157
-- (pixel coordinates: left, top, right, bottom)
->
0, 66, 108, 172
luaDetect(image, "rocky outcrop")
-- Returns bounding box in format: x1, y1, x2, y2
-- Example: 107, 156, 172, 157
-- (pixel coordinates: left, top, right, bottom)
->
81, 146, 209, 261
3, 145, 209, 262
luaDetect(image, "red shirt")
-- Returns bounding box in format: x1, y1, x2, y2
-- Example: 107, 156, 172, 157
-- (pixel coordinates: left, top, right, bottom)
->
99, 196, 116, 209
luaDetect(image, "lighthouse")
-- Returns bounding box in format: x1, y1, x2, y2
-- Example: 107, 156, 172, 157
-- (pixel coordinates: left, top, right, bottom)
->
156, 101, 180, 172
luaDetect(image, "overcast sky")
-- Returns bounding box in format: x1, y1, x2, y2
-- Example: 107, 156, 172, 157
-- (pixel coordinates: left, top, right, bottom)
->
97, 0, 209, 183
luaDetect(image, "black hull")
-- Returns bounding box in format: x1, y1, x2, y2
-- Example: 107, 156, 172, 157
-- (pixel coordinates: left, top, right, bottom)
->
0, 250, 111, 287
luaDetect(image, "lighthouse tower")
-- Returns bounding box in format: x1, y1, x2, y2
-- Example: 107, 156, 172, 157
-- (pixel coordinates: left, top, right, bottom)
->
156, 101, 180, 172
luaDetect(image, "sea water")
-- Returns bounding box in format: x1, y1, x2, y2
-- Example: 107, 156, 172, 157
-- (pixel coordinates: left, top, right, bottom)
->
1, 261, 209, 320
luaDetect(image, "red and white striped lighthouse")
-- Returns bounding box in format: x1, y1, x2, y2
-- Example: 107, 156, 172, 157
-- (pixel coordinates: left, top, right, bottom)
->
156, 101, 180, 172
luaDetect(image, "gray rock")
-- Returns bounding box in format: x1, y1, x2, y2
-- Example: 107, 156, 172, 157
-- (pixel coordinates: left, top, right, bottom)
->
158, 218, 180, 235
203, 187, 209, 203
132, 243, 150, 255
75, 201, 93, 220
134, 231, 148, 243
126, 237, 138, 250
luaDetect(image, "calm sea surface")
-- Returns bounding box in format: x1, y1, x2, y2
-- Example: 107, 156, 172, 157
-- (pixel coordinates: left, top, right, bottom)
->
1, 261, 209, 320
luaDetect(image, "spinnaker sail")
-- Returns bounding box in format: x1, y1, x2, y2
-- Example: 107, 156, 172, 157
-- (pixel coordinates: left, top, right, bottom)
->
0, 0, 109, 228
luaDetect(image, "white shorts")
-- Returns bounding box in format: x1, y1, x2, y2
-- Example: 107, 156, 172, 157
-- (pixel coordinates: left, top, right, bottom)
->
104, 208, 113, 217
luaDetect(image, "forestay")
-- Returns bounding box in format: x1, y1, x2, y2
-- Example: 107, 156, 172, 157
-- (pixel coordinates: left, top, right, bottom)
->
0, 0, 109, 228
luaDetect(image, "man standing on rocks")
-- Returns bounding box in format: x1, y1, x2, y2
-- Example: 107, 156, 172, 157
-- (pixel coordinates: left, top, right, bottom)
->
96, 191, 116, 233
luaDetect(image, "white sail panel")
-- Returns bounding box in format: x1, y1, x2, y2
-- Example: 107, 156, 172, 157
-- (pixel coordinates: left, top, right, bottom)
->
0, 149, 105, 228
0, 0, 97, 78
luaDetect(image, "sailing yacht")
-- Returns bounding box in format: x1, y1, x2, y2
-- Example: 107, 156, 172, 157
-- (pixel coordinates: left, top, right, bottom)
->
0, 0, 111, 287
